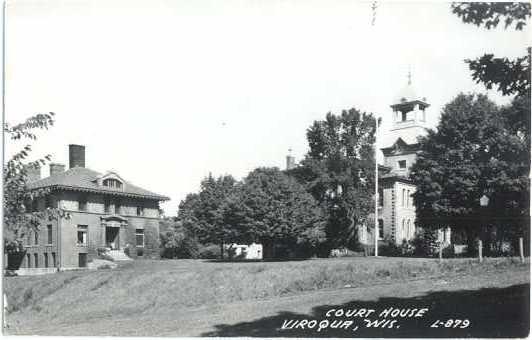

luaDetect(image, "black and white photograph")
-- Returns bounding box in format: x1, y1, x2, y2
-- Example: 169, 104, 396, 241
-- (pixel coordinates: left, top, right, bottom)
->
2, 0, 530, 338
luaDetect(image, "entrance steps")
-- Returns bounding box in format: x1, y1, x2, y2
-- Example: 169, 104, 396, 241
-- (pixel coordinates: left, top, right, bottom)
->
106, 250, 132, 261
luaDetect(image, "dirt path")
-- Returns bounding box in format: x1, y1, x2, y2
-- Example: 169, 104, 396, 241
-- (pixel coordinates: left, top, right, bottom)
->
7, 267, 529, 337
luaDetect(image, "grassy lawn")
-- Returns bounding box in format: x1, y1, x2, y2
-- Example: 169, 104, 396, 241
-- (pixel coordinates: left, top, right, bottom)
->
4, 256, 529, 333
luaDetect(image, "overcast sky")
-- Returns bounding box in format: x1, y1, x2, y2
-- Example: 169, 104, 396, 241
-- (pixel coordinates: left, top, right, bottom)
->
5, 0, 530, 214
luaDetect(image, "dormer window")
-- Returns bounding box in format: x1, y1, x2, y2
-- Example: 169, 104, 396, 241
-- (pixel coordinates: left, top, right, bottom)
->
103, 178, 123, 189
398, 160, 407, 169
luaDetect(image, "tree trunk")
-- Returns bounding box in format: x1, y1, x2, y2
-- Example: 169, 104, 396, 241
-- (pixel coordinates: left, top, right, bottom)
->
220, 241, 224, 260
347, 208, 357, 248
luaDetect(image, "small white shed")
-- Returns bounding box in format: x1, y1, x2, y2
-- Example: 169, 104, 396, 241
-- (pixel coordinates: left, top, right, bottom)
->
227, 242, 263, 260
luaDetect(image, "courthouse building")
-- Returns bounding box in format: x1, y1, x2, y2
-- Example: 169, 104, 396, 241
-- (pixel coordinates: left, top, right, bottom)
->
16, 144, 169, 273
375, 77, 451, 245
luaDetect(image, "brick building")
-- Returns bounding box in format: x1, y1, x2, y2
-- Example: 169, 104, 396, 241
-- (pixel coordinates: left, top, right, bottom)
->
17, 144, 169, 273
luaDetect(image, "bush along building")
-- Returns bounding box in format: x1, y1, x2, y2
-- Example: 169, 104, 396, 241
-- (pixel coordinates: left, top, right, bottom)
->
16, 144, 169, 274
376, 76, 451, 246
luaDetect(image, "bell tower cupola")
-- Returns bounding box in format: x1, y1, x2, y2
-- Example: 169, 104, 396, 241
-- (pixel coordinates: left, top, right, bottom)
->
390, 71, 430, 131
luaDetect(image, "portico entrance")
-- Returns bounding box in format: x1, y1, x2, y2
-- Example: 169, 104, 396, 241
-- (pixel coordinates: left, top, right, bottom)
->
106, 227, 120, 250
100, 214, 128, 250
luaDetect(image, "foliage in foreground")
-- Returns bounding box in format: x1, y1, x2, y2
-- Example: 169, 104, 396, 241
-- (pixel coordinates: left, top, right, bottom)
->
3, 113, 68, 253
451, 2, 531, 96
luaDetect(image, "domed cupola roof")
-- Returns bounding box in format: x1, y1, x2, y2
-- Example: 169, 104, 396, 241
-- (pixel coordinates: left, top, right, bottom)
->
391, 73, 429, 108
394, 83, 421, 104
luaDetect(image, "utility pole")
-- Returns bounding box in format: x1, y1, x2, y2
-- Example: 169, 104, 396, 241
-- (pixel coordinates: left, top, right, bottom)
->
371, 1, 379, 258
374, 116, 379, 257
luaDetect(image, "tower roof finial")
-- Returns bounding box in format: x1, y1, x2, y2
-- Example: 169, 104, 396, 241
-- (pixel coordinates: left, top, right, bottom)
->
407, 68, 412, 85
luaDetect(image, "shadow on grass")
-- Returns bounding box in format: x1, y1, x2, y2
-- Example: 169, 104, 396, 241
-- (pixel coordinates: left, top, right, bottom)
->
202, 284, 530, 338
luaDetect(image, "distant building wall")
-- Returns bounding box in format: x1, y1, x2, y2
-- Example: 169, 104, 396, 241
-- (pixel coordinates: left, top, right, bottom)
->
381, 181, 395, 240
393, 181, 417, 244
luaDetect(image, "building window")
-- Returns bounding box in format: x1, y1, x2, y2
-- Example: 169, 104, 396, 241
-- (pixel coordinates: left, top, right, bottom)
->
407, 190, 410, 207
398, 160, 407, 169
378, 187, 384, 207
402, 189, 406, 207
34, 253, 39, 268
47, 225, 53, 245
104, 198, 111, 214
402, 219, 406, 240
34, 230, 39, 245
136, 206, 144, 216
77, 225, 88, 246
44, 253, 49, 268
52, 252, 56, 267
26, 254, 31, 268
79, 196, 88, 211
45, 195, 52, 209
136, 229, 145, 248
378, 219, 384, 239
115, 200, 121, 215
401, 111, 407, 121
26, 231, 32, 246
103, 178, 123, 189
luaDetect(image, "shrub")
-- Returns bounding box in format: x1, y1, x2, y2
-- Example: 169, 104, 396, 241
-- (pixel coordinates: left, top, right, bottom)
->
379, 238, 415, 257
380, 238, 402, 256
198, 244, 222, 259
97, 247, 109, 256
412, 229, 440, 257
442, 244, 455, 258
160, 228, 200, 259
399, 239, 415, 256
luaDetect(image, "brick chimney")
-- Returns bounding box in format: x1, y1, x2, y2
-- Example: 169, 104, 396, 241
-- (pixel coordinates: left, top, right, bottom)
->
69, 144, 85, 168
26, 164, 41, 183
50, 163, 66, 176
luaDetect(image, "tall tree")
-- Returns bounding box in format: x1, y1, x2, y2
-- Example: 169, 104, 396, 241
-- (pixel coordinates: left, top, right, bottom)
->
410, 93, 529, 253
177, 174, 239, 258
237, 167, 325, 258
159, 218, 200, 259
3, 112, 64, 253
290, 108, 376, 250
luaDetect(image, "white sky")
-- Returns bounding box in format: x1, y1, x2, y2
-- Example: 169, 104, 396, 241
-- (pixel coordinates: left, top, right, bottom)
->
5, 0, 530, 215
